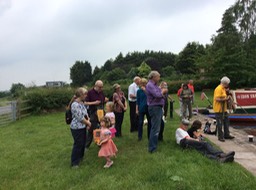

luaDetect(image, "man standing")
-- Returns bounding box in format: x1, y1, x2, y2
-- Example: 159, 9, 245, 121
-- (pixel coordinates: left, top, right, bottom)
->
146, 71, 167, 153
85, 80, 107, 148
188, 79, 195, 104
213, 76, 235, 142
128, 76, 141, 132
175, 119, 235, 162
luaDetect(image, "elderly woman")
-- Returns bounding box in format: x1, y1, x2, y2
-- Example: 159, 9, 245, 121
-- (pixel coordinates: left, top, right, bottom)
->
112, 84, 127, 137
70, 87, 91, 168
136, 78, 151, 141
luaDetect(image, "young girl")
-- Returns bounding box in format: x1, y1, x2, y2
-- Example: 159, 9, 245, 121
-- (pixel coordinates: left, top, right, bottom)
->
105, 102, 116, 138
98, 116, 118, 168
187, 120, 204, 141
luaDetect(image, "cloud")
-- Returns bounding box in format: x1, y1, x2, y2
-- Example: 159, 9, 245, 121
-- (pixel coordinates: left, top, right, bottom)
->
0, 0, 236, 91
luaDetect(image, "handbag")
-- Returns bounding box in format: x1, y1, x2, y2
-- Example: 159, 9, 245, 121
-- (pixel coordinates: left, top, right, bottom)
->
96, 109, 104, 121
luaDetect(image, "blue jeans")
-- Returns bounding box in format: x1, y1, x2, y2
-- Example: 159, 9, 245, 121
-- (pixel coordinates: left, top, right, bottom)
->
180, 138, 223, 160
148, 106, 163, 152
215, 112, 230, 139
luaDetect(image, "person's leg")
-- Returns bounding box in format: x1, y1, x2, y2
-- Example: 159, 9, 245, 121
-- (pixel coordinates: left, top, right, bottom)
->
182, 139, 223, 160
169, 101, 173, 119
148, 106, 162, 152
85, 113, 98, 148
138, 111, 145, 140
146, 109, 151, 139
188, 101, 192, 119
158, 119, 164, 141
129, 101, 137, 132
182, 101, 188, 119
215, 113, 224, 141
223, 112, 232, 138
71, 129, 85, 166
114, 112, 122, 137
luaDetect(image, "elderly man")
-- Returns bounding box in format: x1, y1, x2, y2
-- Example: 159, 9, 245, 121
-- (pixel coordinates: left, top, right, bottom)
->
146, 71, 168, 153
175, 119, 235, 163
213, 76, 235, 142
128, 76, 141, 132
85, 80, 108, 148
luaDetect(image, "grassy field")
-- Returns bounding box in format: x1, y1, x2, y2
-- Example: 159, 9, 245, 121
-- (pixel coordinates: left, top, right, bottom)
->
0, 92, 256, 190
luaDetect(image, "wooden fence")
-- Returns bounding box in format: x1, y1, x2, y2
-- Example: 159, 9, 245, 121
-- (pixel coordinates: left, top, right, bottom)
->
0, 100, 32, 126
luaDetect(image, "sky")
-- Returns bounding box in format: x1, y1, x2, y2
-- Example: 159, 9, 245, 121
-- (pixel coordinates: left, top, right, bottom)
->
0, 0, 236, 91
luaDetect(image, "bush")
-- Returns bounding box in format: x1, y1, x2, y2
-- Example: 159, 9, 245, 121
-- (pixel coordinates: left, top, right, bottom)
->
24, 88, 74, 113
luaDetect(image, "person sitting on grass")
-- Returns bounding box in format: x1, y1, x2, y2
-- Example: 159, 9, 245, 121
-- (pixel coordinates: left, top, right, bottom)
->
175, 119, 235, 163
187, 120, 205, 141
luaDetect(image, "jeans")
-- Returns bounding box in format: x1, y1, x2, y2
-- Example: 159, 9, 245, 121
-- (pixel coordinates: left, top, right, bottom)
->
180, 138, 223, 160
71, 128, 86, 166
158, 119, 164, 141
138, 109, 151, 139
148, 106, 163, 152
215, 112, 230, 139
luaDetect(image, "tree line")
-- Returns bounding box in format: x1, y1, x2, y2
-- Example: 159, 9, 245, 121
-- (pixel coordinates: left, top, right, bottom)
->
70, 0, 256, 90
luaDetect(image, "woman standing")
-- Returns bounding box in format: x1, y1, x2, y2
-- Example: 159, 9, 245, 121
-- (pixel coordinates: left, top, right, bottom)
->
70, 87, 91, 168
112, 84, 127, 137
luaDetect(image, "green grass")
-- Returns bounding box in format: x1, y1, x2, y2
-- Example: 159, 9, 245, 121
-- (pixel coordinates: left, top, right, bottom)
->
0, 92, 255, 190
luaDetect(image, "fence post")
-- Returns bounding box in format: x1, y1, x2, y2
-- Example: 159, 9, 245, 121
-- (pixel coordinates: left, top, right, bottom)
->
11, 101, 17, 121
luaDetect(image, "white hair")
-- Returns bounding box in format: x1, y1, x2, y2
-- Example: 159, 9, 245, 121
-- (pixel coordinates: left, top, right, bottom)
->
220, 76, 230, 84
148, 71, 160, 80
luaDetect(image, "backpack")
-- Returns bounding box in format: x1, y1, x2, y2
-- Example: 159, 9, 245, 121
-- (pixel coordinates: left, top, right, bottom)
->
203, 121, 216, 135
65, 96, 75, 124
65, 108, 72, 124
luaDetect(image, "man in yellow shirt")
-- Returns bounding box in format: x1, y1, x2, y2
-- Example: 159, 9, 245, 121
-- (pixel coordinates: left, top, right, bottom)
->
213, 76, 235, 142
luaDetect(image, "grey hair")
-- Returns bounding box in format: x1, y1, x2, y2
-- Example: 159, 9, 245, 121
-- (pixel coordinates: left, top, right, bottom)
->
220, 76, 230, 84
133, 76, 141, 82
148, 71, 160, 80
75, 87, 88, 98
95, 80, 103, 86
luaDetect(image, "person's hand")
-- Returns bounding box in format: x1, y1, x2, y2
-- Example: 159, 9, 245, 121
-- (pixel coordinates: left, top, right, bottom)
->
97, 141, 102, 146
162, 88, 168, 94
95, 100, 101, 105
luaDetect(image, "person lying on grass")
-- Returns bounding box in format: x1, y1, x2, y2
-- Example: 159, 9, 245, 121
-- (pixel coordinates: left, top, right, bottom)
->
175, 119, 235, 163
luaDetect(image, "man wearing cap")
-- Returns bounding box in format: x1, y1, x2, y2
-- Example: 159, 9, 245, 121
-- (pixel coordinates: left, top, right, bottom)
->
85, 80, 108, 148
175, 119, 235, 163
128, 76, 141, 132
146, 71, 168, 153
213, 76, 234, 142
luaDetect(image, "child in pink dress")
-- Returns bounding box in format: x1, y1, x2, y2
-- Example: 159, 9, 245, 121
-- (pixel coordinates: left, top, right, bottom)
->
105, 102, 116, 138
98, 116, 118, 168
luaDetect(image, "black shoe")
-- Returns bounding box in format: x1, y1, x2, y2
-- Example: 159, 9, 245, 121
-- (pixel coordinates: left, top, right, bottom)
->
219, 151, 235, 158
218, 155, 234, 163
218, 138, 225, 142
225, 135, 235, 139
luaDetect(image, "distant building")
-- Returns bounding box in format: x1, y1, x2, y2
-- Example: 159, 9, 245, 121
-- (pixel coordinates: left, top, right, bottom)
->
46, 81, 66, 87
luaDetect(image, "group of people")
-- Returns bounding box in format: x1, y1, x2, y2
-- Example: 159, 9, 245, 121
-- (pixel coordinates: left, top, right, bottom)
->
69, 73, 235, 168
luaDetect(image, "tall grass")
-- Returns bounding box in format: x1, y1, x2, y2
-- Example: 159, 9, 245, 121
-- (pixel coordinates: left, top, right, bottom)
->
0, 92, 255, 190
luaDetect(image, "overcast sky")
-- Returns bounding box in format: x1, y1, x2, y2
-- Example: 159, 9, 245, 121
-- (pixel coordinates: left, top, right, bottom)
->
0, 0, 236, 91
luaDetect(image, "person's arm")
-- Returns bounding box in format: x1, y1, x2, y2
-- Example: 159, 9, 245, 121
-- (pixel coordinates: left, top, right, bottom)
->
98, 133, 111, 145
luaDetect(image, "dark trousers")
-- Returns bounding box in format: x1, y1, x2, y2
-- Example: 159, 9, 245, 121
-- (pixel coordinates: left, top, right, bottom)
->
85, 112, 99, 148
215, 112, 230, 139
180, 138, 223, 160
129, 101, 139, 132
71, 128, 86, 166
169, 101, 173, 118
158, 119, 164, 141
114, 112, 124, 137
138, 110, 151, 139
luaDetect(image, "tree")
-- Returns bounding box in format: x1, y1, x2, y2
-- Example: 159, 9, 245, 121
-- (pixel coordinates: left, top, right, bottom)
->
106, 68, 126, 82
137, 62, 151, 78
176, 42, 205, 75
70, 61, 92, 87
10, 83, 25, 97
